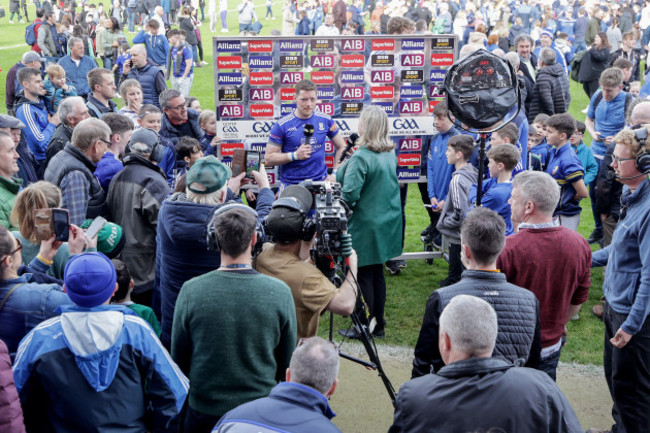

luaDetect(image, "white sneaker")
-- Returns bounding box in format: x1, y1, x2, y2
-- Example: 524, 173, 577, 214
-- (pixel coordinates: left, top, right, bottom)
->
20, 19, 25, 23
581, 107, 588, 114
9, 20, 14, 23
221, 28, 228, 32
201, 60, 208, 65
302, 66, 313, 73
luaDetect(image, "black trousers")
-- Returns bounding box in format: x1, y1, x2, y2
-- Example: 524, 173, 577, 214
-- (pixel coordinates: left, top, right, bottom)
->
447, 242, 464, 284
417, 181, 436, 223
604, 303, 650, 433
356, 264, 386, 330
184, 406, 222, 433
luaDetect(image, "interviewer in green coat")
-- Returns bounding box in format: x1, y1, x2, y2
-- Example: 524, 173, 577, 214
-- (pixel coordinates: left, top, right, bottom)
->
337, 106, 402, 337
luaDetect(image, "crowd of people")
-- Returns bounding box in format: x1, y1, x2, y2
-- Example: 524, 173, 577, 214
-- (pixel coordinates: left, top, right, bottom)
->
0, 0, 650, 432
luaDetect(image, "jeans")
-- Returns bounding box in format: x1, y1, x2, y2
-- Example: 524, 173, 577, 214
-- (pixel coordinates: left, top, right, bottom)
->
101, 56, 113, 70
191, 44, 198, 63
127, 8, 136, 32
239, 22, 251, 32
604, 303, 650, 433
266, 5, 273, 17
574, 39, 586, 53
539, 345, 562, 381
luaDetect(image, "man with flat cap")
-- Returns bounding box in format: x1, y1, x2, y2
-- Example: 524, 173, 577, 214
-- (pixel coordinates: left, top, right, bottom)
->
12, 252, 189, 432
255, 185, 358, 341
0, 114, 38, 189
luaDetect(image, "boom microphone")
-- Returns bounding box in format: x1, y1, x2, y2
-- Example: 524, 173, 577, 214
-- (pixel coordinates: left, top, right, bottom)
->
339, 133, 360, 163
615, 173, 647, 180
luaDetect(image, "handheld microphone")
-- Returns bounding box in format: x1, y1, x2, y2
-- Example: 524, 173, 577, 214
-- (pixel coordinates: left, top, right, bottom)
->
303, 124, 314, 142
338, 133, 360, 164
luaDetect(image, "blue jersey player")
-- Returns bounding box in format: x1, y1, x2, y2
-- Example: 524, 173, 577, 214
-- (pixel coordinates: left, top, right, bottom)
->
265, 79, 347, 187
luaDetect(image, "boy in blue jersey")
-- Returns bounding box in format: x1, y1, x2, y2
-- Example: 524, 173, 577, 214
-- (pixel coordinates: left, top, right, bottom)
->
423, 102, 461, 245
545, 113, 588, 231
489, 122, 524, 176
265, 79, 347, 187
530, 114, 552, 169
469, 144, 519, 235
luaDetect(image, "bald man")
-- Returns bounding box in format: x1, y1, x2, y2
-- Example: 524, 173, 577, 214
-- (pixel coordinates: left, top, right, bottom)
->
120, 44, 167, 108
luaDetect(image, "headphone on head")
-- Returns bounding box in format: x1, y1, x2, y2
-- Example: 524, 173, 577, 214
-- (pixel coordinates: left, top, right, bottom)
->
125, 128, 166, 164
633, 126, 650, 174
270, 196, 316, 242
206, 201, 265, 255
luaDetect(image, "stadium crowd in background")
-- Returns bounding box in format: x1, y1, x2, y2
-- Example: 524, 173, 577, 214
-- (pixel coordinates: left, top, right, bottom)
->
0, 0, 650, 432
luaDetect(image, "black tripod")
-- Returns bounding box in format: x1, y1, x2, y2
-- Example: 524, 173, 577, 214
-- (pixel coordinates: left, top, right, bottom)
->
317, 255, 396, 404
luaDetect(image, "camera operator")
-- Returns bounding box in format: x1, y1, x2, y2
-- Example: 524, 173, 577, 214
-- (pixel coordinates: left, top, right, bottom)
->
336, 106, 402, 339
255, 185, 358, 341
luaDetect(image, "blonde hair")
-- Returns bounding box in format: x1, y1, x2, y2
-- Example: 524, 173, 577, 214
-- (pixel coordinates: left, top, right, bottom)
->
11, 181, 62, 243
119, 78, 142, 99
46, 64, 66, 79
614, 125, 650, 156
357, 105, 395, 153
199, 110, 216, 127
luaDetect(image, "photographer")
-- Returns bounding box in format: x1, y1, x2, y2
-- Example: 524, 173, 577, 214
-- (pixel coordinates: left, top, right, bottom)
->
336, 106, 402, 339
255, 185, 358, 341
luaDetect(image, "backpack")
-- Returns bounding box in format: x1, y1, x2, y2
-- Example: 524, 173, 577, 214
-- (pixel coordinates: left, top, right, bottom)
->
592, 91, 634, 115
25, 21, 42, 47
570, 50, 585, 82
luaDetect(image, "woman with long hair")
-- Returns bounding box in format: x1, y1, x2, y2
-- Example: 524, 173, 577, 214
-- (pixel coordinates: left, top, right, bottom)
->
336, 106, 403, 338
98, 16, 124, 70
179, 6, 200, 66
578, 31, 612, 98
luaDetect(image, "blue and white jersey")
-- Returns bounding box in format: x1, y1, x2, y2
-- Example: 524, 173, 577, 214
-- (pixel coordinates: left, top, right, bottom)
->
269, 110, 339, 185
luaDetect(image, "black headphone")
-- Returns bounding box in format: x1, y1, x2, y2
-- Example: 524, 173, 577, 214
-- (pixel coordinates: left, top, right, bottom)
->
125, 128, 166, 164
269, 196, 316, 242
206, 201, 265, 255
633, 126, 650, 174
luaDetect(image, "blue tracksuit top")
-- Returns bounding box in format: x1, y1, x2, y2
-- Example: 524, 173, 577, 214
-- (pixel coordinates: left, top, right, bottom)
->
469, 177, 514, 235
427, 125, 461, 201
546, 142, 585, 216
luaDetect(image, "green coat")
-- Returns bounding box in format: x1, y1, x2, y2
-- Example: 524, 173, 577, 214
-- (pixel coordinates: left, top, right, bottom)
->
0, 176, 21, 231
337, 147, 402, 267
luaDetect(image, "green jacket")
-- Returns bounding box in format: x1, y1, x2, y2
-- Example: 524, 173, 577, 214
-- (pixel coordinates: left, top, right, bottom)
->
337, 147, 403, 267
0, 176, 21, 231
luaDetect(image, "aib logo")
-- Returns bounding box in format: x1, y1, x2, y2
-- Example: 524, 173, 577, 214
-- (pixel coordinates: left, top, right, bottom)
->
393, 119, 419, 130
252, 122, 273, 133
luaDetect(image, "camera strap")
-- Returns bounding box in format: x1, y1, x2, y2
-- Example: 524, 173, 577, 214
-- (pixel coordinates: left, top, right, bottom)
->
0, 282, 25, 312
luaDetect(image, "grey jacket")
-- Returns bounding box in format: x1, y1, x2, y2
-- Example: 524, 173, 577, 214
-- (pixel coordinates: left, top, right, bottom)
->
37, 22, 56, 57
436, 164, 478, 244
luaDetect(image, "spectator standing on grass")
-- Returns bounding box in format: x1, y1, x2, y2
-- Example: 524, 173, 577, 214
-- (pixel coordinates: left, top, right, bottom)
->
44, 96, 90, 170
95, 113, 134, 193
214, 337, 341, 433
413, 207, 542, 378
527, 47, 570, 122
579, 32, 612, 99
168, 29, 195, 98
58, 36, 99, 99
44, 118, 111, 226
86, 68, 118, 118
315, 13, 340, 36
120, 44, 167, 108
5, 52, 45, 117
15, 67, 59, 176
585, 68, 630, 246
589, 125, 650, 433
237, 0, 258, 32
132, 19, 170, 73
172, 205, 296, 433
159, 89, 203, 147
497, 171, 591, 381
37, 12, 60, 63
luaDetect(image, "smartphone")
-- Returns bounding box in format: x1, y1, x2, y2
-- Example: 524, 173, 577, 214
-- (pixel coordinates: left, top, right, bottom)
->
245, 151, 261, 179
232, 150, 261, 179
85, 216, 107, 240
33, 208, 70, 242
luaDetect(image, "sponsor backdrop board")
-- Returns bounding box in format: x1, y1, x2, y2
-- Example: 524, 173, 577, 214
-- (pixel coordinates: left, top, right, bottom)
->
213, 35, 458, 184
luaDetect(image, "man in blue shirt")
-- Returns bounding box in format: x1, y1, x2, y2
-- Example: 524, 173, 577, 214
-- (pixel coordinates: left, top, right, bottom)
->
265, 79, 346, 187
132, 19, 169, 72
168, 29, 194, 98
58, 36, 99, 99
585, 68, 629, 244
591, 125, 650, 433
545, 113, 588, 231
